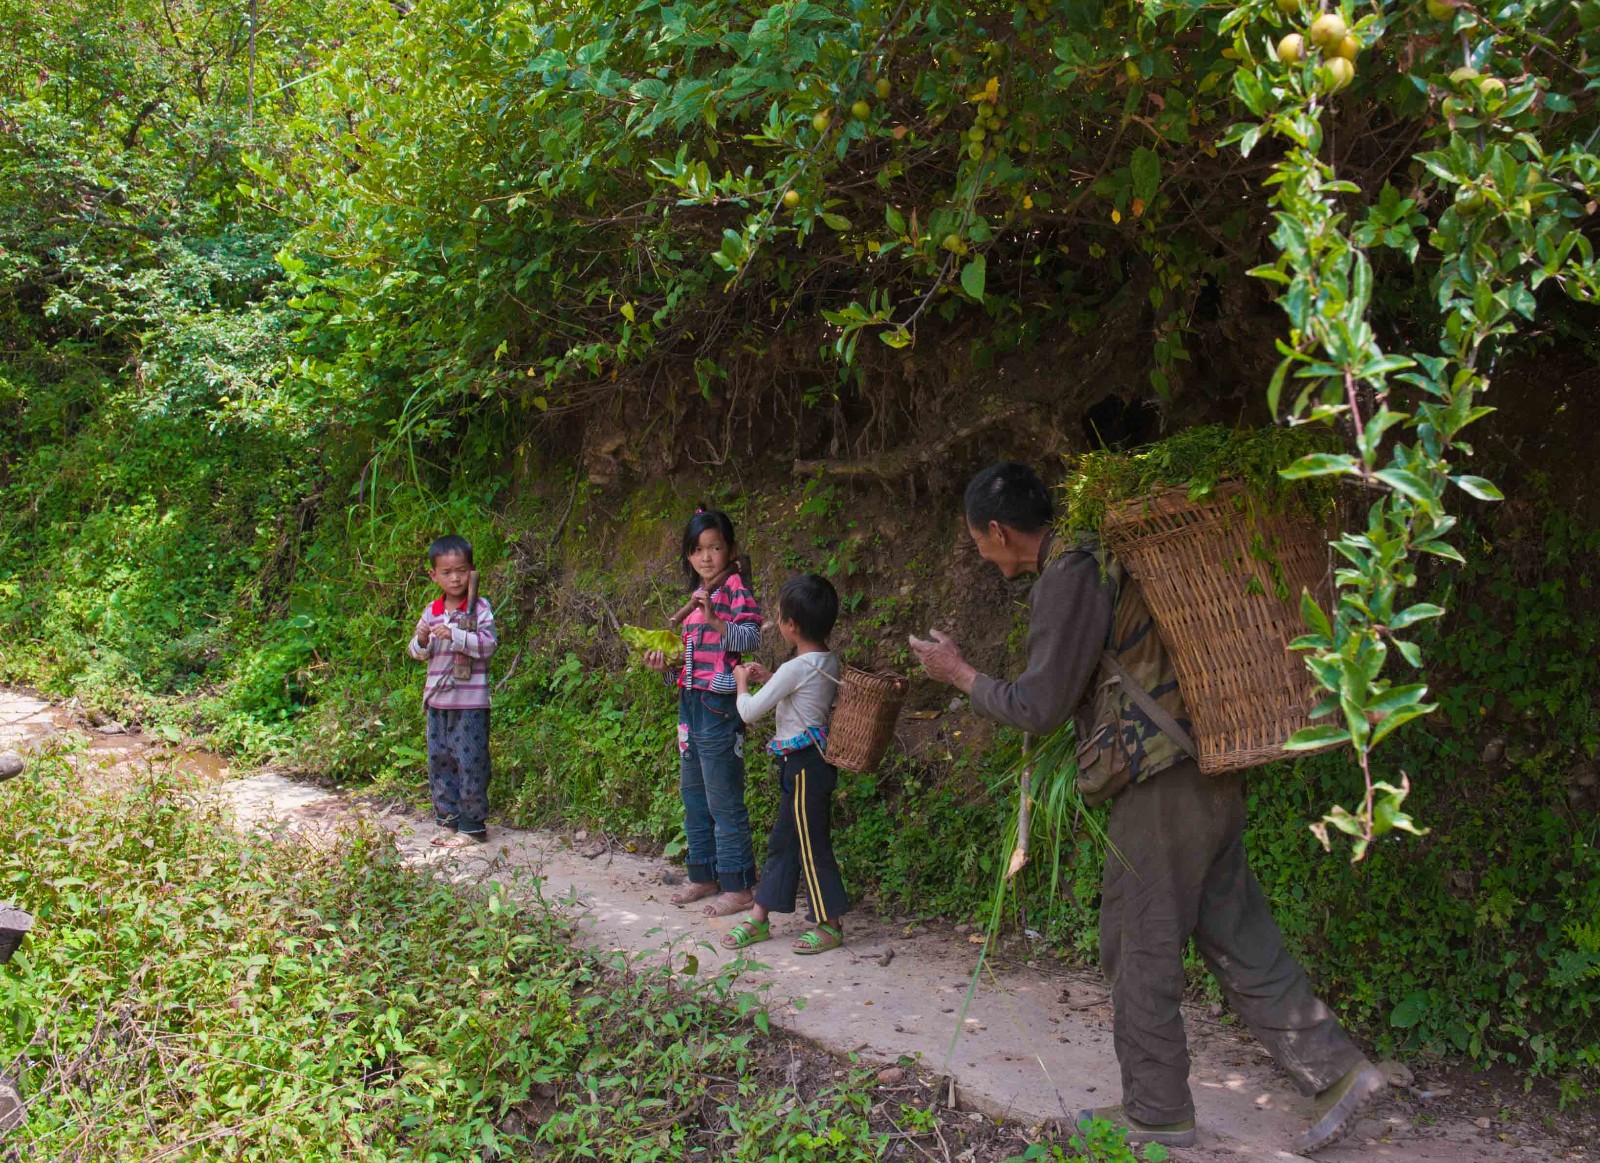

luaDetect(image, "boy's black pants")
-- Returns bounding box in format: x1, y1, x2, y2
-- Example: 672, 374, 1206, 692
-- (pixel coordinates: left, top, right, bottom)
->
754, 746, 851, 924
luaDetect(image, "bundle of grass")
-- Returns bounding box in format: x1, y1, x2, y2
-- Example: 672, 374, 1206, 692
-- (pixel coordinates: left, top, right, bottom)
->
1058, 423, 1343, 537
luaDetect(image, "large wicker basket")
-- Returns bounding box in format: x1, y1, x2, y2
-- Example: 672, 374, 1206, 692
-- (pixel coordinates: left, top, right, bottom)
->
1101, 481, 1337, 774
823, 667, 909, 773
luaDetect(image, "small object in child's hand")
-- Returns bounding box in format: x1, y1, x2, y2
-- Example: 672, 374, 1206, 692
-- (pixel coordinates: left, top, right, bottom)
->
620, 625, 683, 666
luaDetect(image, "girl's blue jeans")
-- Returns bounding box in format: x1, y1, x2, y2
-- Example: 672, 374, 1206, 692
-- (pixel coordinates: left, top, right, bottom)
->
678, 689, 757, 892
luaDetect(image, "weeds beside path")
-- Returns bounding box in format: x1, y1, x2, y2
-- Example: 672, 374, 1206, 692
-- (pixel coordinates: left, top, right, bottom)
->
0, 696, 1113, 1163
0, 691, 1592, 1161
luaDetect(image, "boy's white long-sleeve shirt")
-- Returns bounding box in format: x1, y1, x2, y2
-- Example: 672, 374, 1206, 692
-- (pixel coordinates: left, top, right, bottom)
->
736, 651, 840, 747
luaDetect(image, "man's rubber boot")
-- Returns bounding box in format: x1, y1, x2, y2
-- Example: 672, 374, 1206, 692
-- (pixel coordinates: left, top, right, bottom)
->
1293, 1059, 1388, 1153
1077, 1104, 1198, 1148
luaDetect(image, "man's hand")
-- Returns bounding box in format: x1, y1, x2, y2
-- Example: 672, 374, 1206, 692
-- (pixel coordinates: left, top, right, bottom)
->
909, 629, 979, 693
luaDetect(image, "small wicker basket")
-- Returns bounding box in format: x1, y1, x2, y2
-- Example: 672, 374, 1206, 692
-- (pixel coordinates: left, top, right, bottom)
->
1101, 481, 1338, 774
823, 667, 909, 774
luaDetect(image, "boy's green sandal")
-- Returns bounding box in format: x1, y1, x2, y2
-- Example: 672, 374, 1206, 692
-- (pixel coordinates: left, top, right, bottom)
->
1292, 1059, 1387, 1153
792, 922, 843, 955
721, 918, 771, 950
1076, 1106, 1197, 1149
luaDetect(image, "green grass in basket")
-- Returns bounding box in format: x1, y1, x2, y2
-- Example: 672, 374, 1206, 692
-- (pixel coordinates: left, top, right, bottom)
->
1059, 424, 1344, 535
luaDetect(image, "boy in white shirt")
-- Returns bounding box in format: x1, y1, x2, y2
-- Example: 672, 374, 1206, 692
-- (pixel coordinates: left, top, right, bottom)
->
726, 574, 849, 954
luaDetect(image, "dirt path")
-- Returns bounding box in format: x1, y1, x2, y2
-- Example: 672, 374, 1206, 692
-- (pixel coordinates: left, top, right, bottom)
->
2, 689, 1585, 1162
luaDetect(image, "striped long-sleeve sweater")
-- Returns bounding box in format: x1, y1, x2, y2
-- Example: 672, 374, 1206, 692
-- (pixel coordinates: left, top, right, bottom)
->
678, 572, 762, 694
408, 595, 498, 709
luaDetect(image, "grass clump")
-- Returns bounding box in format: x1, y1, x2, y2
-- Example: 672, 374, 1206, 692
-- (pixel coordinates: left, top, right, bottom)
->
0, 749, 865, 1161
0, 745, 1153, 1162
1058, 424, 1343, 534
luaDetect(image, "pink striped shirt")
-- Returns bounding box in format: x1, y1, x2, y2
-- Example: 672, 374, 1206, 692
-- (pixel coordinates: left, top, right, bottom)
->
678, 573, 762, 693
408, 595, 497, 709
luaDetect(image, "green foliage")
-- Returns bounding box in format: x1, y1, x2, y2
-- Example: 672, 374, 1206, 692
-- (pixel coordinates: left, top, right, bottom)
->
1058, 424, 1342, 533
1004, 1125, 1166, 1163
619, 624, 685, 665
0, 748, 913, 1159
1187, 0, 1600, 856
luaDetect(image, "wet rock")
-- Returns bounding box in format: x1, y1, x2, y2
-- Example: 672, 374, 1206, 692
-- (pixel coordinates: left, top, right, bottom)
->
1480, 737, 1507, 765
0, 752, 22, 782
877, 1067, 906, 1085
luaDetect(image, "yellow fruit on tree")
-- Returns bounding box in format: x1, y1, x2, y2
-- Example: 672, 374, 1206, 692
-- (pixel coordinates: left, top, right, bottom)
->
1275, 0, 1301, 13
812, 110, 832, 133
941, 233, 962, 252
851, 99, 871, 119
1308, 13, 1348, 48
875, 78, 891, 99
967, 141, 984, 160
1333, 35, 1360, 59
1278, 33, 1306, 63
782, 189, 800, 208
1478, 76, 1506, 101
968, 126, 986, 142
1425, 0, 1453, 19
1449, 65, 1480, 87
1322, 55, 1355, 93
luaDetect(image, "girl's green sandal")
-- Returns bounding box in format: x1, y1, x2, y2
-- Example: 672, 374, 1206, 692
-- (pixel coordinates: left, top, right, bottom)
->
793, 922, 842, 955
722, 918, 771, 950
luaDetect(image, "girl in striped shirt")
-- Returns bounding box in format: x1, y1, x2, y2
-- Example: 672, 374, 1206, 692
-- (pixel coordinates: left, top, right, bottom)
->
644, 509, 763, 916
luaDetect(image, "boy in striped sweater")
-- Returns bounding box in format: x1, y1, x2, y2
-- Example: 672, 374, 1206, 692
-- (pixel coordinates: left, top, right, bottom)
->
408, 535, 497, 847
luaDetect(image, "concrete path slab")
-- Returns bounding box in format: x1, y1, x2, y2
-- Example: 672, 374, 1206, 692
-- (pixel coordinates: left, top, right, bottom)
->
220, 770, 1567, 1163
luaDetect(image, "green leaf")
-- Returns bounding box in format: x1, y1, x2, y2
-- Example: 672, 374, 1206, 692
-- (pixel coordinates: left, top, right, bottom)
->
1284, 724, 1351, 751
1453, 474, 1503, 501
1280, 453, 1358, 479
1130, 147, 1160, 202
1373, 467, 1437, 506
820, 213, 852, 231
960, 256, 987, 301
1299, 589, 1333, 639
1390, 603, 1445, 629
1391, 990, 1430, 1028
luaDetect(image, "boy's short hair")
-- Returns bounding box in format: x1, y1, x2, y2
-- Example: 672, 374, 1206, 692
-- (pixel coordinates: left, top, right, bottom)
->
778, 574, 838, 643
428, 535, 474, 566
963, 462, 1054, 533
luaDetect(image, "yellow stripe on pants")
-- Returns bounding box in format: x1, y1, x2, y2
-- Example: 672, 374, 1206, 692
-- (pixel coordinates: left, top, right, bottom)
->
795, 764, 827, 923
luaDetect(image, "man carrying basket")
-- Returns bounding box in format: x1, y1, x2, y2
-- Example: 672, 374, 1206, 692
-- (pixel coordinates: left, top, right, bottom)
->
910, 461, 1385, 1153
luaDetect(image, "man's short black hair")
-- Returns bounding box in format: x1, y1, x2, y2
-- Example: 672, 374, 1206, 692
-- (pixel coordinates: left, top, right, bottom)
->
778, 574, 838, 644
963, 463, 1054, 533
428, 535, 474, 565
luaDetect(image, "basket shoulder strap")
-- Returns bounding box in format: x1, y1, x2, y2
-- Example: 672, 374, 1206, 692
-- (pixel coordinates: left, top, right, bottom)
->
1098, 651, 1199, 762
798, 655, 843, 687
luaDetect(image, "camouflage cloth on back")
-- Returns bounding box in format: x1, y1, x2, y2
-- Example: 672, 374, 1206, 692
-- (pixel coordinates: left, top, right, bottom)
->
968, 534, 1193, 808
1064, 541, 1194, 805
